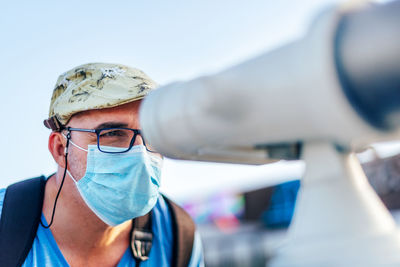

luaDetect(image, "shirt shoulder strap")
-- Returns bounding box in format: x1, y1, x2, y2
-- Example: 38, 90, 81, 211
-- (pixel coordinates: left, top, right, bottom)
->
163, 195, 196, 267
0, 176, 46, 267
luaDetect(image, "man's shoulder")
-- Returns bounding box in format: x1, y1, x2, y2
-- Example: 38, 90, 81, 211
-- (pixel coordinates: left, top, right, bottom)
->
152, 194, 174, 226
151, 195, 189, 244
154, 195, 204, 267
154, 194, 170, 212
153, 194, 191, 222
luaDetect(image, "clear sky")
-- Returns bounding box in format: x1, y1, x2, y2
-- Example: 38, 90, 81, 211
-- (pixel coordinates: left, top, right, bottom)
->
1, 0, 397, 200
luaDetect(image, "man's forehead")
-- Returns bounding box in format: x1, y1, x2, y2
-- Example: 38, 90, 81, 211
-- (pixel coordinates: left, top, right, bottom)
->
67, 101, 141, 128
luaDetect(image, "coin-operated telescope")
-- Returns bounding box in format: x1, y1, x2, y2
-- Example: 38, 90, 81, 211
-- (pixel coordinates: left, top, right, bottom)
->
140, 1, 400, 266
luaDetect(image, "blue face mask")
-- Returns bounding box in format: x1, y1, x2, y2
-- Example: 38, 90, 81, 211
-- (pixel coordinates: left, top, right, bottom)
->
67, 144, 162, 226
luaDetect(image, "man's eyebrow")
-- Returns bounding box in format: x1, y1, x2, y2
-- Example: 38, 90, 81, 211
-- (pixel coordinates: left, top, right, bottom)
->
94, 122, 129, 130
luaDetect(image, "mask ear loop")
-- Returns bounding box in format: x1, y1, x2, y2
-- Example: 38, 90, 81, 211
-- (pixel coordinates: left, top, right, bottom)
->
40, 131, 71, 228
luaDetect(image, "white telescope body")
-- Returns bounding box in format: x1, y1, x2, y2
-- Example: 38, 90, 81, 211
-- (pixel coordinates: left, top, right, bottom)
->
140, 3, 400, 164
141, 1, 400, 266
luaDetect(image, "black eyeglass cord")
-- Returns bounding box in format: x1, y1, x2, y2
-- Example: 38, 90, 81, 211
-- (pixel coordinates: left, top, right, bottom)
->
40, 133, 71, 228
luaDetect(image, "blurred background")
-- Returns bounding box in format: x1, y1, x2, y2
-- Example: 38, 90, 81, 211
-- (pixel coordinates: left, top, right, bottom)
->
1, 0, 399, 266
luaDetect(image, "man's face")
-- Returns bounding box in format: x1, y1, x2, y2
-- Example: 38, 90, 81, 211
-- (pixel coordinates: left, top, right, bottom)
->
64, 100, 145, 181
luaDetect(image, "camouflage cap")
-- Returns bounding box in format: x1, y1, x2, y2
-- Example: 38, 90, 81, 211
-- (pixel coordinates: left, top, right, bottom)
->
44, 63, 158, 131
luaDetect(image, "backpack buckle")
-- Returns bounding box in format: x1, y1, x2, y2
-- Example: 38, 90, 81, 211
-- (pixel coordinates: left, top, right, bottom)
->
131, 229, 153, 261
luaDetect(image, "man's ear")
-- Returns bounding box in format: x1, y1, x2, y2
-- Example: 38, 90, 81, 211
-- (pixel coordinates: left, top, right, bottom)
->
48, 132, 66, 168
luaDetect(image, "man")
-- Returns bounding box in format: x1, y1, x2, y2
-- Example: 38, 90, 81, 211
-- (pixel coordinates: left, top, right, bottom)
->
0, 63, 204, 266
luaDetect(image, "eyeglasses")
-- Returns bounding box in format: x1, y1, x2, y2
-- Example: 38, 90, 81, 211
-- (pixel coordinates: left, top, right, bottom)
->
65, 127, 156, 154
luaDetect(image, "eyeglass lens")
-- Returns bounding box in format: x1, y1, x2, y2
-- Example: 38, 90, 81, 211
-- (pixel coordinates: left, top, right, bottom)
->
98, 128, 136, 152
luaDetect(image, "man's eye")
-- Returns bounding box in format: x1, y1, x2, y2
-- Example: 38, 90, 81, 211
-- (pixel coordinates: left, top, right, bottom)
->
100, 130, 123, 137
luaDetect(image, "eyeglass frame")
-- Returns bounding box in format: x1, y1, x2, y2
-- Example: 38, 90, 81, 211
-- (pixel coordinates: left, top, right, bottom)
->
64, 126, 156, 154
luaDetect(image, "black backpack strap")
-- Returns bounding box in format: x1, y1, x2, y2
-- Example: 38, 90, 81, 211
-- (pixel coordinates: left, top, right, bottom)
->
163, 195, 196, 267
0, 176, 46, 267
